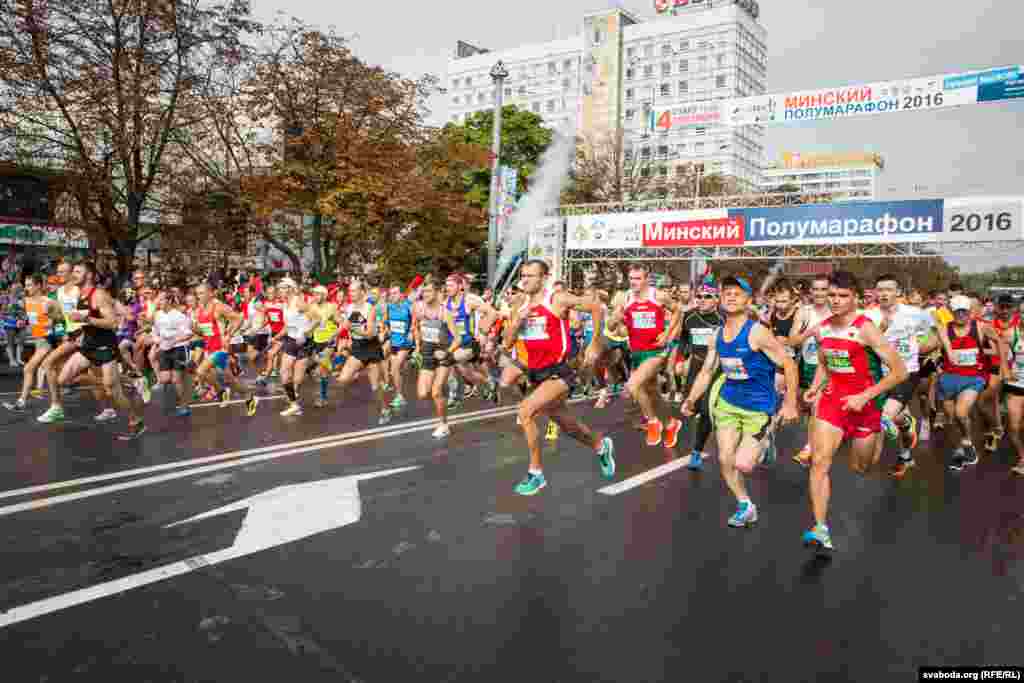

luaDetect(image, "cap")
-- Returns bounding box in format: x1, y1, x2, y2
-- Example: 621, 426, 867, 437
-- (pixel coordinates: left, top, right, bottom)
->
278, 277, 297, 289
721, 275, 753, 295
950, 295, 971, 312
996, 294, 1015, 306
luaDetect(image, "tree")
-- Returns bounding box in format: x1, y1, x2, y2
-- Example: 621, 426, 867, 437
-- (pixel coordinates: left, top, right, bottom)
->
444, 106, 552, 209
0, 0, 260, 278
563, 131, 659, 204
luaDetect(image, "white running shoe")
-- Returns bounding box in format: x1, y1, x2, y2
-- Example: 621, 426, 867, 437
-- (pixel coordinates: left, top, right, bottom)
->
280, 403, 303, 417
94, 408, 118, 422
432, 424, 450, 439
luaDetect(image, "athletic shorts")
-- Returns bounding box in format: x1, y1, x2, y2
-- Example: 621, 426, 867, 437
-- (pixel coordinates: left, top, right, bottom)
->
189, 339, 206, 351
454, 340, 481, 364
209, 350, 231, 372
159, 346, 189, 372
497, 347, 526, 374
885, 371, 922, 407
799, 359, 818, 390
815, 388, 881, 441
26, 337, 52, 351
527, 362, 574, 391
602, 335, 629, 354
282, 336, 315, 360
919, 355, 940, 379
938, 374, 985, 401
351, 339, 384, 366
79, 343, 118, 368
712, 394, 771, 439
229, 342, 247, 355
244, 334, 269, 353
420, 343, 454, 371
630, 347, 669, 371
391, 343, 414, 356
1003, 384, 1024, 398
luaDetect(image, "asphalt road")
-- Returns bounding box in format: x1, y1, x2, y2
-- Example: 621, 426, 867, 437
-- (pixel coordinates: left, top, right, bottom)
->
0, 369, 1022, 683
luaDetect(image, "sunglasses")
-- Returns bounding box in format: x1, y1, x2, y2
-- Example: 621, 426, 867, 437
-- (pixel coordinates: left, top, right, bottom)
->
696, 294, 717, 300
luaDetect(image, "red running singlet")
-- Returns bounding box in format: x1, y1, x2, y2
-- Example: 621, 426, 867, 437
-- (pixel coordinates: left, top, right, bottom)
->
517, 289, 569, 371
623, 288, 666, 352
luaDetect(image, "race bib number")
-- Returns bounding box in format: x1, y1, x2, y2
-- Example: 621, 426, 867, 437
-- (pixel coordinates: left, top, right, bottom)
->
421, 325, 441, 344
953, 348, 978, 367
230, 335, 244, 345
802, 338, 819, 364
893, 337, 913, 361
823, 347, 856, 374
632, 311, 657, 330
720, 356, 749, 381
27, 312, 38, 325
267, 311, 282, 323
198, 322, 214, 337
690, 327, 714, 347
521, 316, 549, 341
391, 320, 407, 335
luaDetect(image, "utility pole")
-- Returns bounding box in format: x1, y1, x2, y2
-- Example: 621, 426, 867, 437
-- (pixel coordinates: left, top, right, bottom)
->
486, 60, 509, 287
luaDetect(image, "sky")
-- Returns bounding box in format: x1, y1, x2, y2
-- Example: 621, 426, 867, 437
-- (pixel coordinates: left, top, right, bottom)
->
250, 0, 1024, 272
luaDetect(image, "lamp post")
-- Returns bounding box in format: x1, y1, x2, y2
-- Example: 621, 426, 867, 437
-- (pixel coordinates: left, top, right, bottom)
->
487, 60, 509, 287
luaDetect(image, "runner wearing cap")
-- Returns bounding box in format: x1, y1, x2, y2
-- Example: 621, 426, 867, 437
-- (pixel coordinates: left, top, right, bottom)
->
386, 284, 415, 410
936, 294, 1008, 471
309, 285, 339, 408
683, 274, 798, 528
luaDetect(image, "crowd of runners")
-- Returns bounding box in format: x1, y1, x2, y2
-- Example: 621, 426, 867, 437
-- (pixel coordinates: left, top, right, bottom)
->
6, 258, 1024, 555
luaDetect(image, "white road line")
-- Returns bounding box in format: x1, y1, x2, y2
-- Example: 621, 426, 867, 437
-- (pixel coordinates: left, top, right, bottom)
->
0, 404, 526, 518
597, 458, 693, 496
0, 402, 517, 501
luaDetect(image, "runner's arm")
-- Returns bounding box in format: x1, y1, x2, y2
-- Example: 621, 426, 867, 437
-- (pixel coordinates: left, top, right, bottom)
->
88, 289, 121, 331
750, 323, 799, 410
445, 309, 462, 355
555, 291, 605, 353
683, 331, 721, 406
983, 325, 1011, 379
858, 322, 909, 403
216, 303, 244, 339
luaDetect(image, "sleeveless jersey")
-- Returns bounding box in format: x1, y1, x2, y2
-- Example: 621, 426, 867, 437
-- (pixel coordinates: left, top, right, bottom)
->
284, 302, 313, 344
800, 305, 831, 367
1006, 327, 1024, 389
984, 315, 1018, 371
716, 319, 777, 414
346, 301, 375, 342
245, 299, 270, 336
623, 288, 666, 352
388, 301, 414, 348
446, 295, 475, 346
879, 304, 931, 374
25, 298, 50, 339
943, 321, 985, 377
311, 302, 337, 344
196, 302, 225, 353
58, 286, 82, 334
817, 315, 882, 397
79, 288, 118, 350
265, 300, 285, 335
770, 310, 797, 358
682, 309, 722, 361
518, 290, 570, 370
417, 303, 451, 350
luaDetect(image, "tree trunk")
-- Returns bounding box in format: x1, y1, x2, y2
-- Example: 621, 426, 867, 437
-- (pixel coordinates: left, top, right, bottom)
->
311, 213, 323, 277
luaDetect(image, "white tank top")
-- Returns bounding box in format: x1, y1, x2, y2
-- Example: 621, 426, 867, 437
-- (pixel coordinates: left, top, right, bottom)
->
800, 305, 831, 365
284, 303, 312, 344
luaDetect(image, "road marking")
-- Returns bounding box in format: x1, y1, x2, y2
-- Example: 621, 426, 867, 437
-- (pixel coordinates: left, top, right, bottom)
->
0, 404, 526, 517
0, 402, 512, 501
0, 466, 419, 629
597, 457, 693, 496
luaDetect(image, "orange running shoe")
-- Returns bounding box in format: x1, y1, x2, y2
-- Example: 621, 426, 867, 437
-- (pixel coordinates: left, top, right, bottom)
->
646, 418, 663, 447
663, 418, 683, 449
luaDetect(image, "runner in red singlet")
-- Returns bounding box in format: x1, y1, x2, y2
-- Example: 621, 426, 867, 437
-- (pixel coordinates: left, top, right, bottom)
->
979, 296, 1018, 451
801, 271, 908, 554
504, 260, 616, 496
262, 285, 285, 382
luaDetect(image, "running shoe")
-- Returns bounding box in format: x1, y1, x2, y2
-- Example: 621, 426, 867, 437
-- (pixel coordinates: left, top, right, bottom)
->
514, 471, 547, 496
389, 395, 407, 410
663, 418, 683, 449
220, 388, 231, 406
36, 406, 64, 423
313, 397, 327, 408
686, 450, 704, 471
645, 418, 663, 447
802, 524, 834, 554
378, 408, 392, 425
984, 429, 1003, 453
116, 420, 147, 440
137, 377, 152, 405
949, 446, 968, 471
793, 445, 811, 468
255, 376, 268, 387
880, 414, 899, 443
280, 403, 303, 417
918, 419, 931, 443
962, 445, 979, 467
595, 387, 610, 409
1012, 460, 1024, 476
488, 379, 500, 404
245, 394, 258, 417
728, 501, 758, 528
545, 421, 559, 441
175, 407, 192, 418
3, 399, 26, 411
94, 408, 118, 422
432, 424, 450, 439
596, 437, 616, 480
889, 455, 915, 479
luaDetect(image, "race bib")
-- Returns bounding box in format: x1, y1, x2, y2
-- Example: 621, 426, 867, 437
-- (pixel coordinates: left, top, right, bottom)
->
690, 327, 714, 347
521, 316, 549, 341
421, 325, 441, 344
391, 320, 407, 335
268, 311, 282, 322
802, 338, 819, 364
198, 322, 214, 337
62, 300, 75, 313
230, 335, 244, 345
823, 347, 856, 374
720, 356, 749, 381
632, 311, 657, 330
893, 337, 913, 361
27, 312, 38, 325
953, 348, 978, 367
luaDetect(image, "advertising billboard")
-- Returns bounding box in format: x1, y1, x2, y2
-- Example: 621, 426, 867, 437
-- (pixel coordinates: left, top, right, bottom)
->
780, 152, 883, 170
651, 101, 725, 131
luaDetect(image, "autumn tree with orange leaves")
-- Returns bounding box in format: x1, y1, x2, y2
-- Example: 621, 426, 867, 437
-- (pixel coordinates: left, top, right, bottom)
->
0, 0, 261, 279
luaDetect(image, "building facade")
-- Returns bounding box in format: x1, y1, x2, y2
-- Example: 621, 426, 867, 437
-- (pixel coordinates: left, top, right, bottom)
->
446, 1, 768, 191
760, 152, 885, 201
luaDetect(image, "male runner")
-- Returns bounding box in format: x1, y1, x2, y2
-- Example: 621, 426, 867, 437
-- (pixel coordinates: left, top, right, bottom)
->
412, 278, 460, 438
505, 260, 615, 495
386, 285, 415, 410
37, 261, 85, 423
608, 264, 684, 448
678, 280, 722, 471
683, 275, 798, 527
443, 274, 499, 406
801, 271, 908, 553
193, 282, 259, 417
786, 275, 833, 467
979, 294, 1019, 451
1001, 317, 1024, 475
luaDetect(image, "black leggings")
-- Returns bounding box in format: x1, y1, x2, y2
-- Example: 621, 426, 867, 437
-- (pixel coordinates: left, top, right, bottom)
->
687, 359, 718, 453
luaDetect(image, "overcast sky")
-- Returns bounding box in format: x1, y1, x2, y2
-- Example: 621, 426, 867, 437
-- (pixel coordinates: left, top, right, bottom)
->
251, 0, 1023, 272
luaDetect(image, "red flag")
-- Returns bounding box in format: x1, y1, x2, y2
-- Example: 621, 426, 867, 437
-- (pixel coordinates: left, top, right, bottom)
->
406, 274, 424, 296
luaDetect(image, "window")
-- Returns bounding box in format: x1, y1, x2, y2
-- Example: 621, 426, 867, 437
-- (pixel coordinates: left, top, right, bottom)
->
624, 148, 634, 161
546, 100, 555, 113
504, 88, 512, 98
699, 56, 708, 69
659, 83, 671, 97
626, 88, 634, 101
643, 44, 654, 58
531, 102, 540, 113
641, 147, 652, 160
662, 44, 673, 56
679, 60, 688, 73
716, 75, 727, 88
548, 62, 557, 75
680, 40, 690, 51
695, 126, 706, 136
562, 78, 571, 90
678, 80, 688, 93
717, 54, 726, 67
452, 78, 460, 89
625, 108, 635, 120
564, 59, 573, 70
594, 29, 603, 45
465, 76, 472, 86
643, 65, 654, 78
661, 62, 671, 77
695, 141, 705, 152
517, 86, 527, 97
640, 167, 651, 178
626, 68, 635, 81
453, 96, 460, 105
657, 145, 669, 158
659, 166, 669, 177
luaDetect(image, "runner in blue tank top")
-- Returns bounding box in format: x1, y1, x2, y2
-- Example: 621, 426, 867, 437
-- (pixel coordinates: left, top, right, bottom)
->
385, 285, 415, 409
443, 274, 500, 405
683, 275, 799, 529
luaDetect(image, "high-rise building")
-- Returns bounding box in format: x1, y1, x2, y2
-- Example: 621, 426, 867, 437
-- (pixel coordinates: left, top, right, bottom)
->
445, 1, 768, 190
760, 152, 885, 201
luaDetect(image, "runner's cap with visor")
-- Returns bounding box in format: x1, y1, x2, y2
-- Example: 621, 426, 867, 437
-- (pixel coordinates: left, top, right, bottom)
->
950, 295, 971, 312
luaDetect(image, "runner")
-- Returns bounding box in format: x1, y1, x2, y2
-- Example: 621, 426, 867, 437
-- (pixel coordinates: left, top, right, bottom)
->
262, 285, 285, 383
1002, 318, 1024, 475
768, 279, 799, 395
334, 279, 390, 424
386, 285, 415, 411
274, 278, 321, 416
4, 274, 64, 411
801, 271, 908, 553
936, 294, 1007, 471
411, 278, 459, 438
678, 279, 723, 470
443, 274, 499, 407
873, 274, 938, 478
504, 260, 615, 495
242, 286, 271, 381
979, 294, 1019, 452
152, 291, 194, 416
308, 285, 339, 408
609, 264, 685, 448
193, 282, 259, 418
786, 275, 833, 467
682, 275, 798, 527
37, 261, 85, 423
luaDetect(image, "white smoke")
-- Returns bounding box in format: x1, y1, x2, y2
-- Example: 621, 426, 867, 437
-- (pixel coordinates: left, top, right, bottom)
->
492, 121, 576, 287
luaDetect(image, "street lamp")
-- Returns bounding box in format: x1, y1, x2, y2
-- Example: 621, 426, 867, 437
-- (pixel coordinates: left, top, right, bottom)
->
487, 60, 509, 287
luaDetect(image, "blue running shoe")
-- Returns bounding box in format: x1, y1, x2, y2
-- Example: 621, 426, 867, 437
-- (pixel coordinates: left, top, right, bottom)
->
175, 407, 192, 417
728, 501, 758, 528
686, 450, 704, 471
514, 471, 547, 496
596, 437, 616, 480
802, 524, 834, 553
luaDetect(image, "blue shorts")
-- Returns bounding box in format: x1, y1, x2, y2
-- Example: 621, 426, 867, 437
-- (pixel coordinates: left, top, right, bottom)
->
938, 374, 985, 401
210, 350, 230, 372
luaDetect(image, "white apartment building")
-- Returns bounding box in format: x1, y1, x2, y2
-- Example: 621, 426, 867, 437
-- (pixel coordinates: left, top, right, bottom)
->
760, 152, 885, 201
446, 1, 768, 191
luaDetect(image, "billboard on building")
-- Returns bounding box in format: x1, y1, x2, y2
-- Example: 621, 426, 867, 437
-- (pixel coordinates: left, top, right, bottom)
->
780, 152, 883, 170
651, 101, 726, 131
